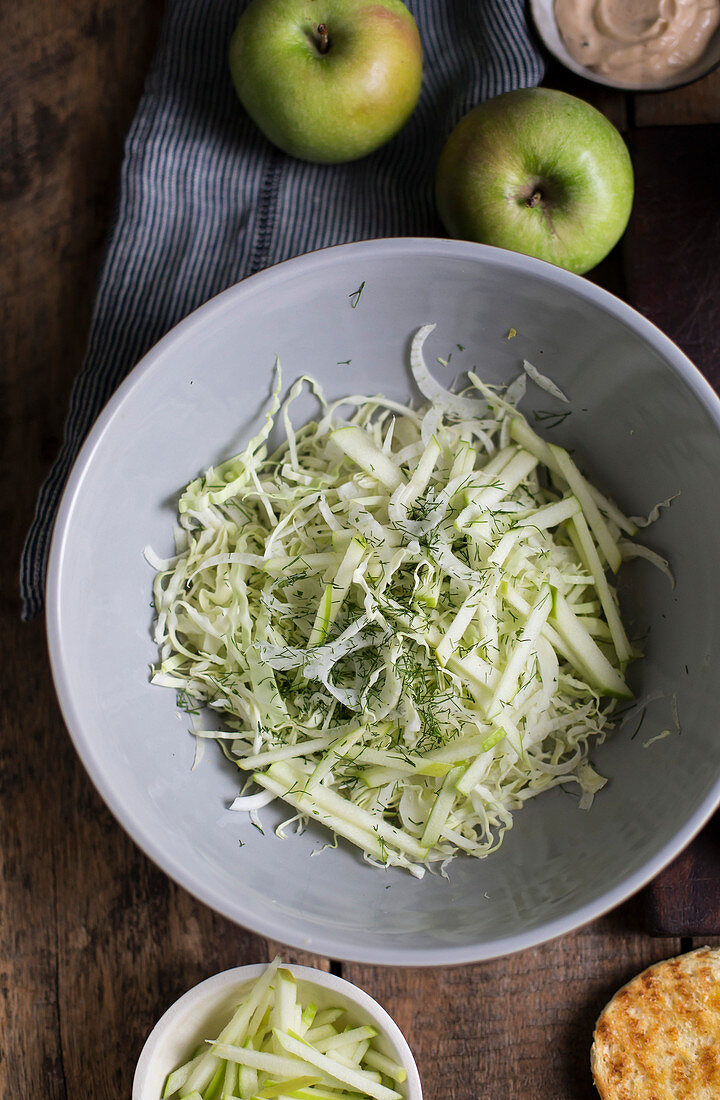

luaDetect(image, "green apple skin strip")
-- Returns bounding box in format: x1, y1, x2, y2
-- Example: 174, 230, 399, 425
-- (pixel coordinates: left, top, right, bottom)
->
163, 960, 409, 1100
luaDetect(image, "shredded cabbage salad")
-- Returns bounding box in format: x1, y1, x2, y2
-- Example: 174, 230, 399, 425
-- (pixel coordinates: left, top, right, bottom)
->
149, 324, 659, 877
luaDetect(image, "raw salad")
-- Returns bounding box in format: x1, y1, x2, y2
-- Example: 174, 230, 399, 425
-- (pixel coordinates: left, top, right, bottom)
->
162, 958, 407, 1100
148, 324, 660, 876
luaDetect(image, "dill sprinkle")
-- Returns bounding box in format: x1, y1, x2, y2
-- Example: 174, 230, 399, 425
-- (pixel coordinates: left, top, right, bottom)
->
348, 281, 366, 309
148, 322, 657, 877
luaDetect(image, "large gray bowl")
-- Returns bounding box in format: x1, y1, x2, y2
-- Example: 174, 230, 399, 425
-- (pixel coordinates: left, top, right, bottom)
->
47, 239, 720, 965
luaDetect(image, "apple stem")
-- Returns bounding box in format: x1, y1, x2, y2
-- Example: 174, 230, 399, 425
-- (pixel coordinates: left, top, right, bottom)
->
527, 190, 543, 208
316, 23, 330, 53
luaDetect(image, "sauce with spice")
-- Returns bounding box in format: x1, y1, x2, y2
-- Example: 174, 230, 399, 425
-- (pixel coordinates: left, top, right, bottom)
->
554, 0, 720, 85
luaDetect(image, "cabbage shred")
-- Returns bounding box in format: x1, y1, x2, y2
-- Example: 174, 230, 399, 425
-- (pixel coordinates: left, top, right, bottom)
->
150, 325, 643, 876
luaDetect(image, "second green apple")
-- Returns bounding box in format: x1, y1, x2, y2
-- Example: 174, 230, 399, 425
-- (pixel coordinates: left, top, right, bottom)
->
435, 88, 634, 275
229, 0, 422, 164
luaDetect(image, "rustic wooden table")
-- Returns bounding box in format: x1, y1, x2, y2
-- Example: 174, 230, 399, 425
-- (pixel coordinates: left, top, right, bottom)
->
2, 2, 719, 1096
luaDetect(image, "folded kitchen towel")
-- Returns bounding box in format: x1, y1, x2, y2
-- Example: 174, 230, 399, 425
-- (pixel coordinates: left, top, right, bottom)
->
20, 0, 543, 619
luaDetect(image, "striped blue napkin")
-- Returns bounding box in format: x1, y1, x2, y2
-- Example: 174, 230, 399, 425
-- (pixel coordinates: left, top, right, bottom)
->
21, 0, 543, 619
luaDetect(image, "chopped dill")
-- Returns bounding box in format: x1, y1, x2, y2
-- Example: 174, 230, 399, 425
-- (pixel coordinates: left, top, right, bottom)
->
176, 691, 201, 716
348, 281, 366, 309
630, 706, 648, 741
533, 409, 572, 430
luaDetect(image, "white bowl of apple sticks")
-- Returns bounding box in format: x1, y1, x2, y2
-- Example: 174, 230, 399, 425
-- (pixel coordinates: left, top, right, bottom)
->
133, 958, 422, 1100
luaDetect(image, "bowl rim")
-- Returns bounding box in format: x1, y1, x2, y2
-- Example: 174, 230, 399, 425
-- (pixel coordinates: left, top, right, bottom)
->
132, 962, 423, 1100
528, 0, 720, 93
46, 236, 720, 966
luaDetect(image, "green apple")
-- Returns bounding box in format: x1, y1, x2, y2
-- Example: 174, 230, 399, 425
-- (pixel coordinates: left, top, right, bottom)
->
435, 88, 634, 275
229, 0, 422, 164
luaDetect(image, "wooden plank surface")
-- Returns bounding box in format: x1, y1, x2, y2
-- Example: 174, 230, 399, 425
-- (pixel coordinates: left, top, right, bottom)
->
2, 3, 719, 1096
625, 120, 720, 937
645, 812, 720, 937
634, 67, 720, 126
345, 904, 677, 1100
624, 123, 720, 386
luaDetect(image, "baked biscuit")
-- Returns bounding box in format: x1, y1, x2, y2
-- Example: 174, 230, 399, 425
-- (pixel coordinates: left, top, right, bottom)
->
591, 947, 720, 1098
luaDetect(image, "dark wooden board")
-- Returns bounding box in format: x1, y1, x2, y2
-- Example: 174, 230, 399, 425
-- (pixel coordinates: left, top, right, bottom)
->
624, 123, 720, 935
625, 124, 720, 388
2, 3, 720, 1095
635, 68, 720, 126
645, 812, 720, 937
345, 900, 677, 1100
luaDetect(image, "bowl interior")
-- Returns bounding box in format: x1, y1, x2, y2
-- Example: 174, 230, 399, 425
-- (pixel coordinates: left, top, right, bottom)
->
48, 239, 720, 964
530, 0, 720, 91
133, 964, 421, 1100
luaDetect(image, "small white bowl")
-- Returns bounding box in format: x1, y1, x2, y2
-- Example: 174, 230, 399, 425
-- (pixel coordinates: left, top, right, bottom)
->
530, 0, 720, 91
133, 963, 423, 1100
